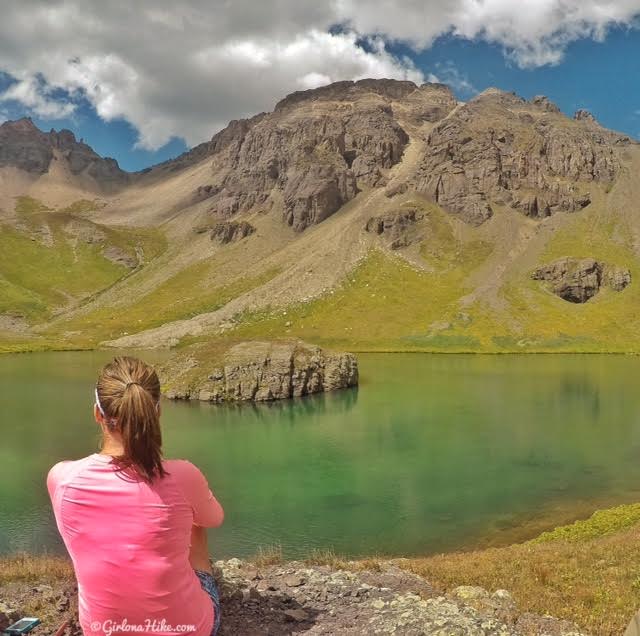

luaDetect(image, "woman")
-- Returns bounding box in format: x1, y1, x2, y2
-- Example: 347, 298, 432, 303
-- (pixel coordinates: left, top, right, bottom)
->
47, 356, 224, 636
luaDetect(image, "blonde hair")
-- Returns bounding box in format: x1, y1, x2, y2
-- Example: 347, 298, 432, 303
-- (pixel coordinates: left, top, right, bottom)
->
95, 356, 166, 482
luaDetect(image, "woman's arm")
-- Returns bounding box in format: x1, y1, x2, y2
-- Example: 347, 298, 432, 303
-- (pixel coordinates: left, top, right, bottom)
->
172, 460, 224, 528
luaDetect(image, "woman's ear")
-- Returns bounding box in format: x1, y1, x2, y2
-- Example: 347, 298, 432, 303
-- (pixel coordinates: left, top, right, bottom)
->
94, 403, 103, 425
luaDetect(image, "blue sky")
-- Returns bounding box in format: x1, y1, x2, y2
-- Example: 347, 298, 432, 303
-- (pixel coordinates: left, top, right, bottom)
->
1, 2, 639, 172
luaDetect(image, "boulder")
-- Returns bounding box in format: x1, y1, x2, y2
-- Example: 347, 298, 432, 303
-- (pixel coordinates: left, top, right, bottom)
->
102, 245, 138, 269
161, 340, 358, 403
532, 257, 631, 303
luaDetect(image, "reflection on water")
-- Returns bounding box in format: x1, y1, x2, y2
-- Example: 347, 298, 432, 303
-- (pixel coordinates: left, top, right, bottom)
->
1, 351, 640, 558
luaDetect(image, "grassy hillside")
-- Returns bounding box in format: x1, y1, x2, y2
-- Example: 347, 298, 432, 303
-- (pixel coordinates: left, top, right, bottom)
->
0, 197, 165, 322
186, 197, 640, 354
2, 177, 640, 355
48, 264, 280, 348
0, 197, 168, 351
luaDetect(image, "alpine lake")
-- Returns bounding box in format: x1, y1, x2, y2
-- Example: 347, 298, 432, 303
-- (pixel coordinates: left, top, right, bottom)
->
2, 350, 640, 560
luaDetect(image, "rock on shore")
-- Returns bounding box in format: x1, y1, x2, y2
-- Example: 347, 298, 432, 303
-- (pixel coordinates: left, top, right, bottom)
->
161, 340, 358, 403
0, 559, 586, 636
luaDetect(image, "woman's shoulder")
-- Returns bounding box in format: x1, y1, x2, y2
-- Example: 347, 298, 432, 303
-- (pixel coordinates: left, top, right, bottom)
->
162, 458, 209, 485
163, 458, 203, 475
46, 454, 96, 496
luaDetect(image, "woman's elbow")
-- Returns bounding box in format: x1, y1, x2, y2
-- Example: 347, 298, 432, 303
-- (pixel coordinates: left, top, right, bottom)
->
212, 505, 224, 528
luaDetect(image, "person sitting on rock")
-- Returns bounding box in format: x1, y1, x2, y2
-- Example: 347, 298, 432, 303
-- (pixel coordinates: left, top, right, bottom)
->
47, 356, 224, 636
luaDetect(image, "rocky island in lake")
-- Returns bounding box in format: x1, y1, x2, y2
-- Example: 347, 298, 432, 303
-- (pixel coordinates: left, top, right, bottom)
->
160, 340, 358, 403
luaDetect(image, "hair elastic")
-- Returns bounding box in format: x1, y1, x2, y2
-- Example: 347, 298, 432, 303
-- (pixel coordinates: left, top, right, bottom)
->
94, 386, 160, 423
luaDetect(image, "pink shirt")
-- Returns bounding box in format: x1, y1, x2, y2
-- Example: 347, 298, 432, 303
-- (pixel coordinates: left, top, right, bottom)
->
47, 454, 224, 636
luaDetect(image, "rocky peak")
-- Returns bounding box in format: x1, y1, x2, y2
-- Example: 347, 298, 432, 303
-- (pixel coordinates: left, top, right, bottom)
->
274, 78, 421, 112
0, 117, 41, 134
531, 95, 561, 113
0, 117, 52, 173
574, 109, 598, 124
0, 118, 128, 187
179, 78, 447, 233
49, 128, 79, 150
472, 88, 525, 106
147, 79, 628, 237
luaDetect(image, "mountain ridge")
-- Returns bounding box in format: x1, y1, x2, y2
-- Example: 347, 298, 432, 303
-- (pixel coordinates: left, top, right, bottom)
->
1, 78, 640, 354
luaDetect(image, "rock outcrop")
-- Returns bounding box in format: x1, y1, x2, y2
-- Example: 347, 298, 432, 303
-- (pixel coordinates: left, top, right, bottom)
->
162, 340, 358, 403
411, 89, 626, 225
531, 95, 561, 113
0, 118, 128, 188
212, 559, 586, 636
210, 220, 256, 244
0, 118, 53, 174
532, 257, 631, 303
0, 559, 587, 636
365, 206, 425, 249
574, 109, 598, 124
61, 219, 138, 268
102, 245, 138, 268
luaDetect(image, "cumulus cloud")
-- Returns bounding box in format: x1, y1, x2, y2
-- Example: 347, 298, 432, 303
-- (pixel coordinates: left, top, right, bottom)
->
0, 1, 638, 150
432, 61, 476, 96
336, 0, 640, 67
1, 75, 76, 119
0, 2, 423, 149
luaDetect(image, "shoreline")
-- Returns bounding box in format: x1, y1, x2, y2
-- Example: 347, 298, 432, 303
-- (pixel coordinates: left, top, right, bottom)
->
2, 339, 640, 356
3, 503, 640, 635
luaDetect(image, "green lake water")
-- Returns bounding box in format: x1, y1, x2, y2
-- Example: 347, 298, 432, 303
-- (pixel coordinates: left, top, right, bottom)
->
2, 350, 640, 560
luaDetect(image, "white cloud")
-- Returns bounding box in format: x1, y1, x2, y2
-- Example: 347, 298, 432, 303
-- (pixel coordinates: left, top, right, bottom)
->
336, 0, 640, 68
1, 75, 75, 119
433, 61, 476, 96
0, 4, 423, 149
0, 1, 637, 150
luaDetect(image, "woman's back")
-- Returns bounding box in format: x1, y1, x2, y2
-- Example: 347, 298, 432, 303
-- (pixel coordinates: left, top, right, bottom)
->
48, 453, 223, 636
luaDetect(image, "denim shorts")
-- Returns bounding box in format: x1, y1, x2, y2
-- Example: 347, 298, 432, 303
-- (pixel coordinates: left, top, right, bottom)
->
194, 569, 221, 636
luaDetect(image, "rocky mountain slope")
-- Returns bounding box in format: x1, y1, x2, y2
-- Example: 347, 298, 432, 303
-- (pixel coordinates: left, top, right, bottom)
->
1, 78, 639, 353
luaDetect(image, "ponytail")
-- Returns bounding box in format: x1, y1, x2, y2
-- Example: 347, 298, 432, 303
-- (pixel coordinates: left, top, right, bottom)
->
96, 356, 167, 482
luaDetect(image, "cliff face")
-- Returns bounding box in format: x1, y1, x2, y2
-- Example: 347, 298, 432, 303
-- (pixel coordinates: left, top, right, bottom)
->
3, 81, 630, 232
139, 79, 632, 238
181, 81, 433, 232
146, 79, 457, 232
411, 90, 627, 225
